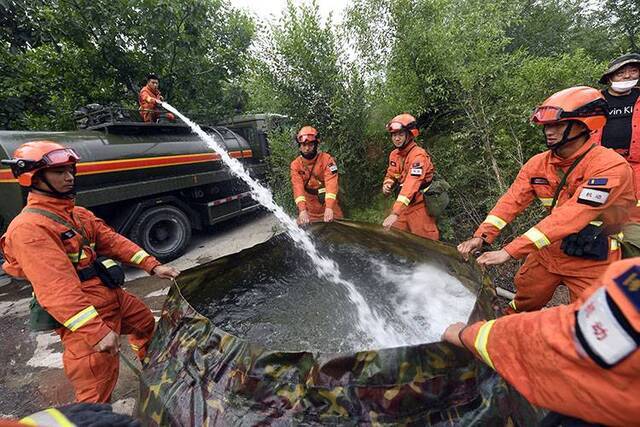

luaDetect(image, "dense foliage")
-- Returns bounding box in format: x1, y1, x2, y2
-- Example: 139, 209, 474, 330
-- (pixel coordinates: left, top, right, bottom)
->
1, 0, 635, 244
0, 0, 254, 129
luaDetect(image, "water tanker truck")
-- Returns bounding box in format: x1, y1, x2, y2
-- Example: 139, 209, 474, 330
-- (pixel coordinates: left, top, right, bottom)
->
0, 107, 282, 262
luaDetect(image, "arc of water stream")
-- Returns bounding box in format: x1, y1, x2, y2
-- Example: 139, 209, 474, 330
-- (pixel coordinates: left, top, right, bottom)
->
160, 103, 404, 347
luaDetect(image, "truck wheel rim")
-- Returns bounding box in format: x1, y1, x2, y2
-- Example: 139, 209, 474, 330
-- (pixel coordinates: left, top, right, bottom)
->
145, 218, 184, 255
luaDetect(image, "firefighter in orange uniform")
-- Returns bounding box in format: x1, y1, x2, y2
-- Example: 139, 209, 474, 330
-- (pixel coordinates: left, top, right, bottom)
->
0, 141, 180, 403
458, 87, 635, 312
381, 114, 439, 240
290, 126, 343, 225
442, 258, 640, 426
138, 73, 174, 123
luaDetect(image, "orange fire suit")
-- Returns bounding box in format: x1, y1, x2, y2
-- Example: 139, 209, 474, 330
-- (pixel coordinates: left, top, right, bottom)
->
460, 258, 640, 426
0, 192, 161, 403
383, 141, 439, 240
474, 140, 635, 312
290, 151, 343, 222
138, 84, 162, 123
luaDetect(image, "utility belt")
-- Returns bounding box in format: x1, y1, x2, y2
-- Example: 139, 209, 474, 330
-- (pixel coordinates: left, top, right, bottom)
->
561, 221, 621, 261
304, 185, 326, 204
29, 257, 125, 332
21, 207, 127, 331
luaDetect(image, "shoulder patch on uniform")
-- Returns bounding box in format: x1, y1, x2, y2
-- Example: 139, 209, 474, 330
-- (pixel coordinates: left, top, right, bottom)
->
575, 287, 638, 368
530, 177, 549, 185
587, 178, 609, 186
410, 167, 423, 176
390, 160, 396, 167
60, 229, 76, 240
614, 266, 640, 310
328, 163, 337, 174
577, 187, 610, 206
412, 161, 421, 167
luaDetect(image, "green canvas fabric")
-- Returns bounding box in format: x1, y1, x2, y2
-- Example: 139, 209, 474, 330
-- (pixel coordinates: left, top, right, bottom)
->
139, 221, 542, 426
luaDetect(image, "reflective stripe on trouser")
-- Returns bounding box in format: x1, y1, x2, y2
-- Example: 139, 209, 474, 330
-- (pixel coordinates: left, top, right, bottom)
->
302, 194, 343, 222
21, 408, 75, 427
512, 253, 611, 312
60, 290, 154, 402
391, 202, 439, 241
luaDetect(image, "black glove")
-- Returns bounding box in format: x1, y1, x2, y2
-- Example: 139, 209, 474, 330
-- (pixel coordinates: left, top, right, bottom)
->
56, 403, 141, 427
561, 224, 609, 261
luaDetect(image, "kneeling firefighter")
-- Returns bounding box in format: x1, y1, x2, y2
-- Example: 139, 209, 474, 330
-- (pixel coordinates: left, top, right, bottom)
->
290, 126, 344, 225
442, 258, 640, 426
0, 141, 180, 403
381, 113, 441, 240
458, 86, 636, 313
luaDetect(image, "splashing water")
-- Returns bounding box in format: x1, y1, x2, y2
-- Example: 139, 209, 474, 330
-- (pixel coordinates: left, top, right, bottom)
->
161, 102, 404, 347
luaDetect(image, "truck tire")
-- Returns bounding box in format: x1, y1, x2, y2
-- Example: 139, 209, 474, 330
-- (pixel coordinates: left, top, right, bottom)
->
130, 205, 192, 263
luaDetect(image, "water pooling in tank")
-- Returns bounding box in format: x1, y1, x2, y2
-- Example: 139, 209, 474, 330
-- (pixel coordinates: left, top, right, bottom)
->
191, 235, 476, 353
161, 102, 404, 347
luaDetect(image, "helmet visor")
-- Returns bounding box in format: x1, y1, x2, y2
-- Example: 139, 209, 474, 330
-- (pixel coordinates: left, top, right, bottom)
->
297, 134, 317, 143
531, 106, 563, 124
386, 121, 404, 132
42, 148, 80, 166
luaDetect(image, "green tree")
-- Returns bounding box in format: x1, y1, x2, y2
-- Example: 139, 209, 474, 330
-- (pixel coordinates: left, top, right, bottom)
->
0, 0, 254, 130
244, 1, 378, 213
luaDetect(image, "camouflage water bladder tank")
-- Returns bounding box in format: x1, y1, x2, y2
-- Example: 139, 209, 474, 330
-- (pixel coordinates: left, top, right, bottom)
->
139, 221, 539, 426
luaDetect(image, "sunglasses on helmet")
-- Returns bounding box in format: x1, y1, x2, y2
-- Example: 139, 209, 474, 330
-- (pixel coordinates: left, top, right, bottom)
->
297, 134, 317, 143
1, 148, 80, 177
386, 121, 405, 132
531, 99, 608, 124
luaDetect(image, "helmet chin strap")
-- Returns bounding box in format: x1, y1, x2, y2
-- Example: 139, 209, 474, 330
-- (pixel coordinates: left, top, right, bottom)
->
396, 132, 412, 150
32, 171, 76, 199
546, 121, 589, 154
300, 143, 318, 160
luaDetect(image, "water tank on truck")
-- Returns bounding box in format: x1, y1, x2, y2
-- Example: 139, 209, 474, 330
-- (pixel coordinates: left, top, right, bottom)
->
0, 106, 269, 262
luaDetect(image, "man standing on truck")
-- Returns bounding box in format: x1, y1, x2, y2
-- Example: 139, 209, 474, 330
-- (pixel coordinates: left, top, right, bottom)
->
458, 86, 635, 313
290, 126, 343, 225
0, 140, 180, 403
381, 113, 440, 240
138, 73, 175, 123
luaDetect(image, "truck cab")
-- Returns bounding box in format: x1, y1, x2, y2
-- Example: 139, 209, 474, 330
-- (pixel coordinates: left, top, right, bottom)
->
0, 107, 274, 262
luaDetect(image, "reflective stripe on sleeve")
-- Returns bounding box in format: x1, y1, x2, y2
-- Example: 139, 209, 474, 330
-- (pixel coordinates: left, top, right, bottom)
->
325, 193, 337, 200
130, 250, 150, 265
483, 215, 507, 230
509, 300, 517, 311
64, 306, 98, 331
21, 408, 75, 427
637, 200, 640, 207
524, 227, 551, 249
295, 196, 306, 204
538, 197, 553, 207
474, 320, 496, 369
397, 195, 411, 206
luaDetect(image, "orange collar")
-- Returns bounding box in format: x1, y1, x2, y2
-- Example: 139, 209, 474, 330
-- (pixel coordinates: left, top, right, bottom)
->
549, 137, 596, 168
396, 141, 417, 156
26, 192, 75, 218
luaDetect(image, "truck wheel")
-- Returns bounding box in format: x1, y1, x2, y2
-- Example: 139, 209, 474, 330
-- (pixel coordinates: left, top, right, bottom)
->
130, 205, 192, 263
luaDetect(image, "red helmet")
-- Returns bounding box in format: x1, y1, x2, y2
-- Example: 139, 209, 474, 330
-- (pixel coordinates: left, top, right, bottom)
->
3, 141, 80, 187
531, 86, 608, 133
296, 126, 319, 144
386, 114, 419, 138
